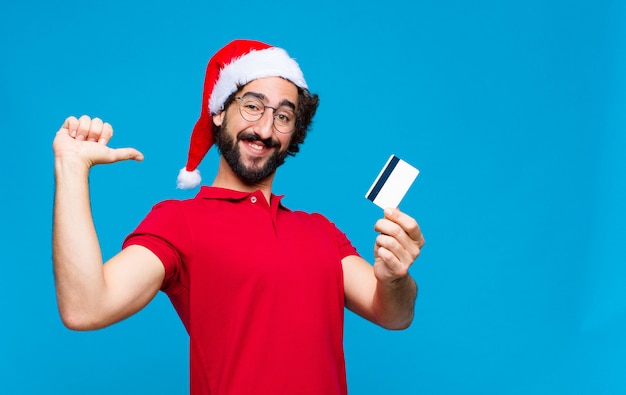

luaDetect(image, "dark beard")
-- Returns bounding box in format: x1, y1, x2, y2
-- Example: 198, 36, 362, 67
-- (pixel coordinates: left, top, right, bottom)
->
214, 120, 289, 185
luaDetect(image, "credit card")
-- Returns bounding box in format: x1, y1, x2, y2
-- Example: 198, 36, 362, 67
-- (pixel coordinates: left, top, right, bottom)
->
365, 154, 419, 209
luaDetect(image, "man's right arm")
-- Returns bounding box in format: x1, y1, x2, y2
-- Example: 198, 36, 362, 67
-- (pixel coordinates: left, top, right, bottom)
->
53, 115, 164, 330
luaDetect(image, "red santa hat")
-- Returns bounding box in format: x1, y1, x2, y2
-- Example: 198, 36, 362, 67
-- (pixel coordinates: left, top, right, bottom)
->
176, 39, 309, 189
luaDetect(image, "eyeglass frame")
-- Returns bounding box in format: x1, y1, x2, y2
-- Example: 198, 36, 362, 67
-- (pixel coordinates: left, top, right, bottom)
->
233, 93, 298, 134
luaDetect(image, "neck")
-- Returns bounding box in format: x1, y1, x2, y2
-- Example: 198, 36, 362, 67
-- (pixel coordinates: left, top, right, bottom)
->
211, 156, 274, 203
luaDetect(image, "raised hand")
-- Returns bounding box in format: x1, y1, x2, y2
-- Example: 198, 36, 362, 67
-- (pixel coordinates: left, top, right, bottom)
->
373, 207, 425, 285
53, 115, 144, 169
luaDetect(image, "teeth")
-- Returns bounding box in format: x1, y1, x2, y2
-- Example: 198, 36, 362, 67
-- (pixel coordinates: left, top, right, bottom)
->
250, 142, 264, 151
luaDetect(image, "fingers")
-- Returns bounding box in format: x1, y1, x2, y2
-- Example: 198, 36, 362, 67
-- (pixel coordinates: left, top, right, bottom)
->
373, 239, 412, 284
372, 208, 424, 282
56, 115, 143, 165
62, 116, 79, 135
64, 115, 113, 144
375, 233, 416, 266
377, 208, 425, 248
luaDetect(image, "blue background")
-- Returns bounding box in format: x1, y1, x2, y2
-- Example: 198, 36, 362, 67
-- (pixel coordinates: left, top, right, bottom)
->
1, 1, 625, 394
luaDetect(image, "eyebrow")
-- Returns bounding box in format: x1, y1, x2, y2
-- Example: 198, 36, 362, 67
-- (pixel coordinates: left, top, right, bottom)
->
242, 91, 296, 111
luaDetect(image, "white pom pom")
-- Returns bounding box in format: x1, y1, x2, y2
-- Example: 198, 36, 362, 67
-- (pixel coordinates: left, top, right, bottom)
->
177, 168, 201, 189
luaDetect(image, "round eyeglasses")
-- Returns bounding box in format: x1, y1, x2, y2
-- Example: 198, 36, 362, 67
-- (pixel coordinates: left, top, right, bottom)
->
235, 95, 297, 134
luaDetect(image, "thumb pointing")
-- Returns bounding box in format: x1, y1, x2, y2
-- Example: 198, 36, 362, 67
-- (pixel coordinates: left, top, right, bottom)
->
111, 147, 144, 163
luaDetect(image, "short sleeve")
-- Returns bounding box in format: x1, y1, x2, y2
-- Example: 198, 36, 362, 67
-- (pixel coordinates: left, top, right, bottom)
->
311, 213, 360, 260
123, 200, 190, 292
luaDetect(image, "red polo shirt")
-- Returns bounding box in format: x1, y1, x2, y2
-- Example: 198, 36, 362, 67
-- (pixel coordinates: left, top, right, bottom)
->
123, 186, 359, 394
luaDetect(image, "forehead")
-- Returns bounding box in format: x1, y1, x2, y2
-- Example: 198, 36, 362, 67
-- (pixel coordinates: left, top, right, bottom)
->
239, 77, 299, 105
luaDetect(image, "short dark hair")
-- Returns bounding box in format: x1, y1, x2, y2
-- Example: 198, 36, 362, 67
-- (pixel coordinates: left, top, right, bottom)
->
217, 83, 320, 156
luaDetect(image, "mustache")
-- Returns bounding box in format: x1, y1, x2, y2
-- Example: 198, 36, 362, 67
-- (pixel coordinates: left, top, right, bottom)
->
237, 131, 281, 149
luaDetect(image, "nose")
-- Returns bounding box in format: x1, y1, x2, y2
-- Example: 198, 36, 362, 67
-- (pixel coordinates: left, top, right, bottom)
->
253, 108, 276, 139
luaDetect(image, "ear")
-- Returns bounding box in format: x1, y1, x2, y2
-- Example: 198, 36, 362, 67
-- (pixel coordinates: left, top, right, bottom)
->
212, 112, 225, 127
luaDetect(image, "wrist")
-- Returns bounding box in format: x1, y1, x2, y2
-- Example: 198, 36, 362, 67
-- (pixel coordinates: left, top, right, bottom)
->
54, 155, 91, 179
381, 273, 413, 290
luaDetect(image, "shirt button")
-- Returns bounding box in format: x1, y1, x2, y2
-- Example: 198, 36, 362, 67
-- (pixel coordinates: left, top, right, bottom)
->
251, 196, 257, 204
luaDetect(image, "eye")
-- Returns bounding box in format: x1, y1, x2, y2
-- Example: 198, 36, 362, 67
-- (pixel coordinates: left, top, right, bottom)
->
275, 109, 295, 124
242, 98, 263, 113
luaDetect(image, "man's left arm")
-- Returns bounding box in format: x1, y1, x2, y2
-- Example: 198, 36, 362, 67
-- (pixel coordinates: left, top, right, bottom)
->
343, 208, 424, 330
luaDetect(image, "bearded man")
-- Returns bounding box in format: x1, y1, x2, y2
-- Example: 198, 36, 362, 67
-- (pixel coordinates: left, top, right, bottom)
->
52, 39, 424, 395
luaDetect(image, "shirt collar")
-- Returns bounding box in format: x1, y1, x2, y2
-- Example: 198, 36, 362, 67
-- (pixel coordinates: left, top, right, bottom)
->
196, 186, 290, 211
